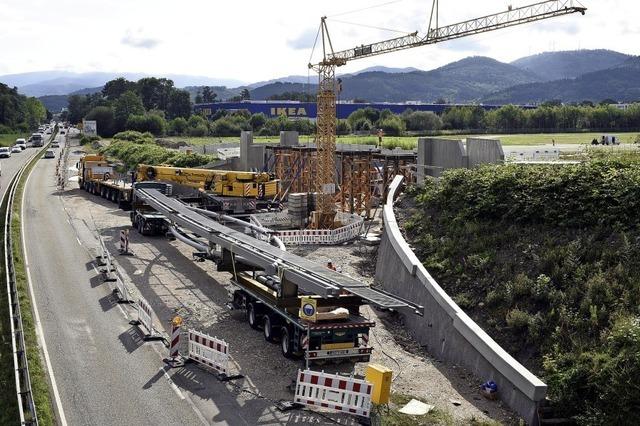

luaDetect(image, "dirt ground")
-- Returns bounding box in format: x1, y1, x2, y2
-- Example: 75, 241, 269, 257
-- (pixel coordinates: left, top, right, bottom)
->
60, 143, 519, 425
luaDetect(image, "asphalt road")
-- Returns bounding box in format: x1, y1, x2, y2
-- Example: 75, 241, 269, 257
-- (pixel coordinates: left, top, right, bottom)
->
0, 136, 46, 200
22, 132, 207, 425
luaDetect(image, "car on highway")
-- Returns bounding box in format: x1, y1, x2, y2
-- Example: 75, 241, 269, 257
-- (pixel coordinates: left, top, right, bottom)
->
60, 130, 65, 135
11, 146, 22, 153
15, 138, 27, 150
44, 150, 55, 159
51, 141, 60, 148
0, 147, 12, 158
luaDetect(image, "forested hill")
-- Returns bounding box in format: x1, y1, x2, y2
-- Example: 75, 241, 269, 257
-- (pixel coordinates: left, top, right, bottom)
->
251, 57, 540, 103
484, 56, 640, 104
511, 49, 632, 81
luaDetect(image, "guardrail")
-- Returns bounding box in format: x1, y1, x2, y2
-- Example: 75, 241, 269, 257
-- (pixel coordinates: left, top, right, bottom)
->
3, 132, 56, 425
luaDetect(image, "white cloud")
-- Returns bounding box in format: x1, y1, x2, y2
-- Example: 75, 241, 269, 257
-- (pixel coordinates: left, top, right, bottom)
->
121, 29, 161, 49
0, 0, 636, 82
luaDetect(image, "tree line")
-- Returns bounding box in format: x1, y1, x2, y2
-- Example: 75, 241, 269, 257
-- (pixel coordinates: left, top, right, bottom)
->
0, 83, 48, 133
65, 77, 192, 137
68, 77, 640, 138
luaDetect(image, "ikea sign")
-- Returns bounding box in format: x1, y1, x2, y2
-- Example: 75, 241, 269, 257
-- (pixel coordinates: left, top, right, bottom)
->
270, 107, 308, 117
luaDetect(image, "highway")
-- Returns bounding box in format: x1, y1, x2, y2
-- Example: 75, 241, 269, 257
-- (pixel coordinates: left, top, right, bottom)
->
22, 132, 207, 425
0, 137, 45, 200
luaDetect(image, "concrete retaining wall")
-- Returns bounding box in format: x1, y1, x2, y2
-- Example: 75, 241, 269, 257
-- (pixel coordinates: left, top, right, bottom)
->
376, 176, 546, 424
467, 138, 505, 168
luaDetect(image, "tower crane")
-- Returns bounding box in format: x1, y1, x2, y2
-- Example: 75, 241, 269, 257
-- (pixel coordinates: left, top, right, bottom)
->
309, 0, 586, 228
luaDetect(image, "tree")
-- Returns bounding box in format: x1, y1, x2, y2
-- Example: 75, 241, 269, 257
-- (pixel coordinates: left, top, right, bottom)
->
194, 91, 203, 104
249, 113, 267, 130
167, 90, 192, 119
136, 77, 175, 111
202, 87, 217, 103
240, 88, 251, 100
23, 97, 46, 129
102, 77, 136, 100
67, 94, 91, 124
85, 106, 116, 137
114, 90, 144, 132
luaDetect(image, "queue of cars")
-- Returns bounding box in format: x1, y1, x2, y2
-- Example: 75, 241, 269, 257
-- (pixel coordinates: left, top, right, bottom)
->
1, 122, 64, 163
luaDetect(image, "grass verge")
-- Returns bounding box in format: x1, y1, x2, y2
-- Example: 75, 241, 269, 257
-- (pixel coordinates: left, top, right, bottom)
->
0, 133, 30, 147
162, 131, 640, 149
0, 135, 57, 425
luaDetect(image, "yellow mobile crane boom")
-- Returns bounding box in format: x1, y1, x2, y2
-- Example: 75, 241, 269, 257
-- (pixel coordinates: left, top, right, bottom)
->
136, 164, 280, 198
309, 0, 587, 228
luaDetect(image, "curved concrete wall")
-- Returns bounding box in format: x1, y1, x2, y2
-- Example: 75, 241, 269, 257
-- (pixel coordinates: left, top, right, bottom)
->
376, 175, 546, 425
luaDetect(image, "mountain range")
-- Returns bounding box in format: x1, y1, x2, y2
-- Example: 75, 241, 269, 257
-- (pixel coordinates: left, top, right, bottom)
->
3, 50, 637, 111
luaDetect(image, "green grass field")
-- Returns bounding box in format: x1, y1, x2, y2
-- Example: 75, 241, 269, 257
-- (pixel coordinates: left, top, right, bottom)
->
163, 131, 640, 150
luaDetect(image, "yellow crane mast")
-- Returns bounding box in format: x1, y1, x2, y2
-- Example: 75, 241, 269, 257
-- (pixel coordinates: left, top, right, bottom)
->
309, 0, 587, 228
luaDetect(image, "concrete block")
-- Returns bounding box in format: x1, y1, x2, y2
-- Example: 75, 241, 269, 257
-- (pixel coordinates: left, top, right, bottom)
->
466, 138, 505, 168
279, 131, 300, 146
417, 138, 468, 179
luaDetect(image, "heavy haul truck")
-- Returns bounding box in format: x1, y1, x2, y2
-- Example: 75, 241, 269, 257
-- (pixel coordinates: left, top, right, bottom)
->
77, 155, 134, 209
77, 156, 281, 214
227, 271, 374, 363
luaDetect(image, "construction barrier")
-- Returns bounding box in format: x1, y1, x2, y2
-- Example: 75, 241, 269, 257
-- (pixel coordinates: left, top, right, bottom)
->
294, 369, 373, 418
119, 229, 129, 254
136, 296, 157, 339
250, 211, 364, 246
169, 318, 181, 358
188, 329, 229, 375
97, 235, 132, 303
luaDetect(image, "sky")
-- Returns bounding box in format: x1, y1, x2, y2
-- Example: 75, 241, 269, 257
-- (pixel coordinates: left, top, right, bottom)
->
0, 0, 637, 83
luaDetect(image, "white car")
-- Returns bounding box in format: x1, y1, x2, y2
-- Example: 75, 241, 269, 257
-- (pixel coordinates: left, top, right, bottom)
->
15, 138, 27, 150
0, 147, 11, 158
11, 146, 22, 153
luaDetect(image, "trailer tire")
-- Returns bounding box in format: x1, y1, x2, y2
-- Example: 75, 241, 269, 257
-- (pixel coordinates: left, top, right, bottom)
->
247, 302, 260, 330
280, 326, 293, 358
263, 316, 278, 342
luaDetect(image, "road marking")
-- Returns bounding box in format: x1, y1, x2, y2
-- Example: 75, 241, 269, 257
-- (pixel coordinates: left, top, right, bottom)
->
22, 162, 68, 426
161, 367, 185, 400
76, 236, 82, 246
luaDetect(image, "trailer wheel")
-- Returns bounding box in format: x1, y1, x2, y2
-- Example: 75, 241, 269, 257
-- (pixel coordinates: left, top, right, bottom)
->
247, 302, 260, 330
263, 316, 278, 342
280, 327, 293, 358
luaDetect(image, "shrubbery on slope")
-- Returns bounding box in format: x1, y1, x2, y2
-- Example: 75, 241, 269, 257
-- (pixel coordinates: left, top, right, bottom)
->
405, 156, 640, 424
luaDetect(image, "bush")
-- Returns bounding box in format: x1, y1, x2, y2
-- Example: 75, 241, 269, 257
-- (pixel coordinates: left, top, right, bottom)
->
112, 130, 155, 144
210, 117, 243, 137
100, 140, 215, 169
336, 119, 351, 135
168, 117, 188, 136
378, 115, 405, 136
80, 135, 100, 146
405, 153, 640, 422
188, 124, 208, 137
125, 114, 167, 136
0, 124, 12, 134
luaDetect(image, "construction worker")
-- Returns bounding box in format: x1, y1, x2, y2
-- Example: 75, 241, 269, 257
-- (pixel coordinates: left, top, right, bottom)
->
377, 129, 384, 148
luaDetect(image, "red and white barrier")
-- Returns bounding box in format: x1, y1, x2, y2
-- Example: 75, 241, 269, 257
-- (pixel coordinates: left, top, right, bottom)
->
294, 369, 373, 418
136, 296, 156, 338
169, 321, 181, 358
188, 329, 229, 375
119, 229, 129, 254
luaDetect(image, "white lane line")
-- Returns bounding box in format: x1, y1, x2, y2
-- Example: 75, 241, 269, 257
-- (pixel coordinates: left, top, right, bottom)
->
76, 236, 82, 246
161, 367, 186, 400
22, 163, 68, 426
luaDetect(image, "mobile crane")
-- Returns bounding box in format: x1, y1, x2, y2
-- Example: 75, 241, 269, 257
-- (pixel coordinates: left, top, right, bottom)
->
309, 0, 587, 228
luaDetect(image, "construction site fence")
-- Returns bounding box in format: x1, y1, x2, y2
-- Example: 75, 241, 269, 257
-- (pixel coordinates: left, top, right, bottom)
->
250, 212, 364, 245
